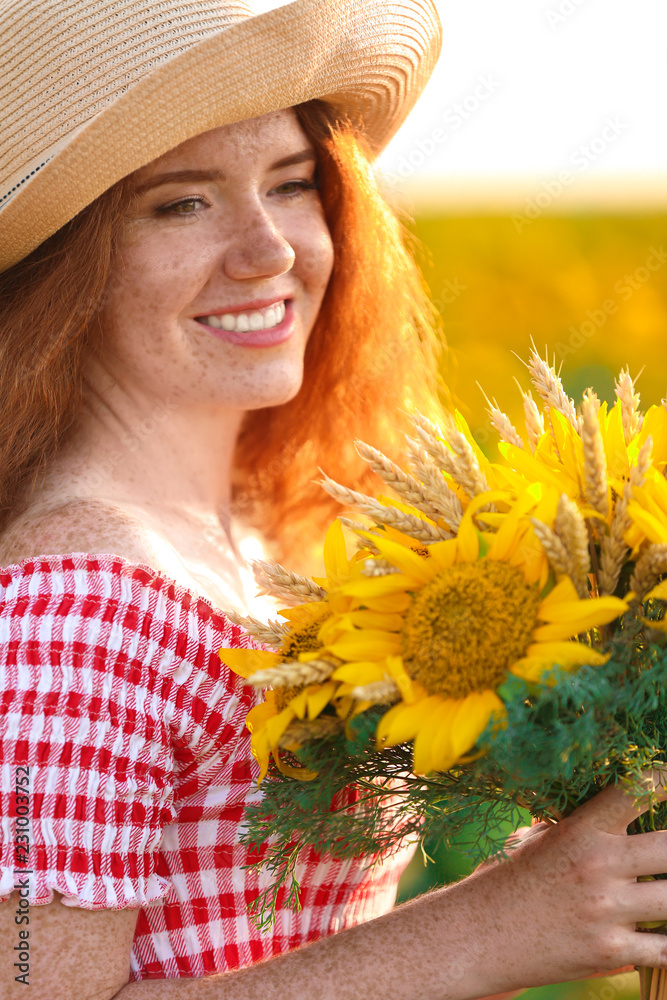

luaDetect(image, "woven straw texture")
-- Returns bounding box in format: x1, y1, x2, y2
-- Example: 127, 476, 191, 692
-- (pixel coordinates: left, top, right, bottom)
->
0, 0, 442, 272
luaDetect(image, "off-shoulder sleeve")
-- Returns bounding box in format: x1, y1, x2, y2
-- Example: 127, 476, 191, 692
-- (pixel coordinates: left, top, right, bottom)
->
0, 554, 258, 910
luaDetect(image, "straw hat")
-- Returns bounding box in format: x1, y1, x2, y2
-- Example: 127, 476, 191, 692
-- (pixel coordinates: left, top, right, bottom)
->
0, 0, 441, 274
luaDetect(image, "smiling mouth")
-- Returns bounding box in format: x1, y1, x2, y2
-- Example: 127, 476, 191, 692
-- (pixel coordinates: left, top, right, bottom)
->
196, 300, 286, 333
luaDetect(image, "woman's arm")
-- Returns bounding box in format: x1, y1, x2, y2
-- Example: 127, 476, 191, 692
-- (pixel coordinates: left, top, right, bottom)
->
7, 782, 667, 1000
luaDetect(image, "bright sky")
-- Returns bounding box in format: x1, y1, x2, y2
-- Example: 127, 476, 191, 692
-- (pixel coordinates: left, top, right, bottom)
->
255, 0, 667, 208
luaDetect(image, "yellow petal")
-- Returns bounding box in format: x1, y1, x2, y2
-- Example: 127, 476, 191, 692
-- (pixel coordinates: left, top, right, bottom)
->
427, 699, 459, 772
384, 654, 419, 704
538, 576, 580, 611
626, 502, 667, 545
356, 531, 435, 585
218, 647, 281, 678
265, 705, 296, 748
346, 609, 404, 631
323, 518, 350, 587
427, 538, 458, 573
307, 681, 338, 720
537, 595, 627, 625
524, 641, 610, 667
340, 574, 416, 597
377, 697, 440, 747
361, 592, 413, 613
245, 700, 276, 734
413, 698, 450, 774
251, 731, 271, 785
449, 690, 501, 760
326, 630, 402, 661
272, 749, 318, 781
332, 662, 388, 685
646, 579, 667, 602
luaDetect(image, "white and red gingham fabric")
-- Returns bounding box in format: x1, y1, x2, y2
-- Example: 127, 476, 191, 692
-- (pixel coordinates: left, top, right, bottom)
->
0, 554, 416, 980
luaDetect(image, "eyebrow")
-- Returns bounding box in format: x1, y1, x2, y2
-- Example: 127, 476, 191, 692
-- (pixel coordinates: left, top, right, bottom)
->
133, 149, 317, 196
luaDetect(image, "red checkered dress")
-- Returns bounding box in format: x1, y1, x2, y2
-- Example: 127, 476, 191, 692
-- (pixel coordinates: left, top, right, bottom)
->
0, 554, 416, 980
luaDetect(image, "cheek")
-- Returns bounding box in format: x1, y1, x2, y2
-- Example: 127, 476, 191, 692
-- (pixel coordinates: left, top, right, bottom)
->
295, 223, 335, 296
107, 237, 217, 318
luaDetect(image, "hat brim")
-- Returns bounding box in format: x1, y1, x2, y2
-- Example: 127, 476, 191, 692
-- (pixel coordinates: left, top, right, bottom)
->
0, 0, 441, 272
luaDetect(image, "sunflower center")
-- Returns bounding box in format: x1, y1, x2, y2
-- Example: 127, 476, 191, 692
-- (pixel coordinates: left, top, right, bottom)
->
401, 561, 541, 699
274, 616, 327, 713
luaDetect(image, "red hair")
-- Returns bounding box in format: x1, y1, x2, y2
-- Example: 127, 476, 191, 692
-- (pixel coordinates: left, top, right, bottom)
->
0, 101, 446, 571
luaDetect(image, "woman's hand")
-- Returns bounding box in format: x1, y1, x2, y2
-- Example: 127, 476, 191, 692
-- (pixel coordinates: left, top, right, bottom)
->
448, 773, 667, 996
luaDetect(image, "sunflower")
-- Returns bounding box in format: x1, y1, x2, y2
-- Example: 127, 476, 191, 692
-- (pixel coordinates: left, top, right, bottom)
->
219, 519, 367, 781
328, 496, 627, 775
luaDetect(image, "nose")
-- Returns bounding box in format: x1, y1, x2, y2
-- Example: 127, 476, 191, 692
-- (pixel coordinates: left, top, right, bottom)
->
223, 201, 295, 280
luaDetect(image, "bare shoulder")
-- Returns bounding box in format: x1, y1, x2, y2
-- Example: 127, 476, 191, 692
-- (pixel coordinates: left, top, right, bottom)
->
0, 889, 138, 1000
0, 497, 163, 569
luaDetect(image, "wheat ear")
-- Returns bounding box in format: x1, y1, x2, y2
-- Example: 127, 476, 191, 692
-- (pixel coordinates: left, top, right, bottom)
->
527, 345, 578, 428
278, 715, 343, 747
478, 384, 524, 449
598, 437, 652, 596
529, 517, 576, 583
554, 494, 591, 598
411, 417, 490, 501
581, 390, 608, 517
629, 544, 667, 600
248, 658, 336, 689
350, 679, 401, 705
223, 608, 290, 648
404, 440, 465, 530
515, 380, 545, 453
354, 440, 449, 524
318, 470, 451, 542
615, 366, 642, 444
252, 560, 327, 604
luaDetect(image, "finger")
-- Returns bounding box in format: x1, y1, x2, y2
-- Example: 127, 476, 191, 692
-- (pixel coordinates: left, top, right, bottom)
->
617, 830, 667, 878
627, 926, 667, 970
569, 770, 667, 834
619, 878, 667, 922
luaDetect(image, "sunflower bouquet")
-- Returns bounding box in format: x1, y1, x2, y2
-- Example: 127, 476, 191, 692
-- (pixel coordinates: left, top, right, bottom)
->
221, 347, 667, 998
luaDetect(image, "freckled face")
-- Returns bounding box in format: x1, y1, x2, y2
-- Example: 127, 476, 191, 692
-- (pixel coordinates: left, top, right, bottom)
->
99, 109, 334, 410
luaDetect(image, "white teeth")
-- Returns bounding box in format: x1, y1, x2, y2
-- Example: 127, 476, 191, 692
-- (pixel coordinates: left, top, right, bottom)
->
199, 300, 287, 334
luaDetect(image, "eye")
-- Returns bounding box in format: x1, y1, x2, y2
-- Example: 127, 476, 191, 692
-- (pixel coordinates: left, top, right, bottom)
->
157, 196, 207, 216
273, 179, 319, 199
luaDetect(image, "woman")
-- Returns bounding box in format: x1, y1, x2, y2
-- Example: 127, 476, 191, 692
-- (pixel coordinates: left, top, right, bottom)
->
0, 2, 666, 998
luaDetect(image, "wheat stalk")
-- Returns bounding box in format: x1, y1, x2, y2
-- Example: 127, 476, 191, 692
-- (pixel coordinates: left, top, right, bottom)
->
361, 558, 402, 577
248, 658, 337, 689
581, 390, 608, 517
278, 715, 343, 747
404, 440, 465, 530
629, 544, 667, 600
554, 494, 591, 598
478, 384, 524, 449
527, 345, 578, 428
615, 366, 642, 445
318, 470, 451, 542
354, 440, 448, 524
598, 437, 653, 596
223, 608, 289, 648
350, 679, 401, 705
418, 423, 490, 500
529, 517, 576, 582
252, 560, 327, 604
515, 381, 545, 453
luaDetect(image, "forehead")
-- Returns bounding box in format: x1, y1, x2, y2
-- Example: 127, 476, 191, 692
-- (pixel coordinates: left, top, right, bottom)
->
133, 107, 309, 178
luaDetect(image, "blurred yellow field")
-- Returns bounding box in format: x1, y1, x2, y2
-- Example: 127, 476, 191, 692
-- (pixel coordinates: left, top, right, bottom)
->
393, 212, 666, 1000
409, 214, 667, 454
